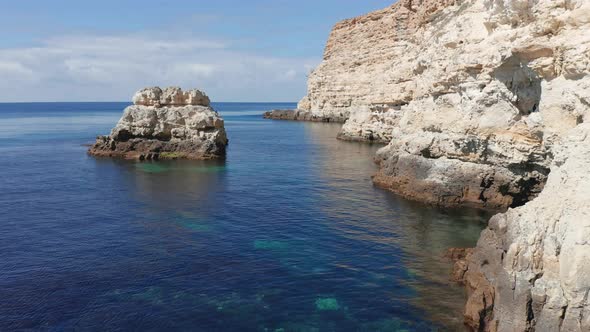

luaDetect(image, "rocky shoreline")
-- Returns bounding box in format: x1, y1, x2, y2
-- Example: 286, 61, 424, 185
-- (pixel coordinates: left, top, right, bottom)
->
282, 0, 590, 330
451, 124, 590, 331
263, 109, 347, 123
88, 87, 228, 160
263, 107, 392, 143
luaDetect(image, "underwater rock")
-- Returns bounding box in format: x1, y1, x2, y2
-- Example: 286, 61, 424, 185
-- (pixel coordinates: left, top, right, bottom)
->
88, 87, 228, 160
253, 240, 289, 251
315, 298, 340, 311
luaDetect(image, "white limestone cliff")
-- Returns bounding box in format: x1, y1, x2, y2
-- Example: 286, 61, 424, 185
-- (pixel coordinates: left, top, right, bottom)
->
459, 124, 590, 331
301, 0, 590, 209
300, 0, 590, 330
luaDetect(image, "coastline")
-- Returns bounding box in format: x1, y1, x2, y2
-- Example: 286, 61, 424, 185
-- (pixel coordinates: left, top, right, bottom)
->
263, 109, 347, 123
274, 0, 590, 330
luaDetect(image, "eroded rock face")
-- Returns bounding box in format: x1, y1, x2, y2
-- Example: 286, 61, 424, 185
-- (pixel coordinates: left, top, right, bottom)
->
132, 87, 211, 107
88, 87, 227, 160
337, 104, 403, 143
300, 0, 590, 209
302, 1, 590, 330
458, 124, 590, 332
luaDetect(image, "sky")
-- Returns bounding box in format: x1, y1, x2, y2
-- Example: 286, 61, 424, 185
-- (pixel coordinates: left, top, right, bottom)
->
0, 0, 394, 102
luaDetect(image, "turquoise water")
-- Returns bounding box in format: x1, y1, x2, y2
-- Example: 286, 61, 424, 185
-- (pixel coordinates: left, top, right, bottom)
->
0, 102, 489, 331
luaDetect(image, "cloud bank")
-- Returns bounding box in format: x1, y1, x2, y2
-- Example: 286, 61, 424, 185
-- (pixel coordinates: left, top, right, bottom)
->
0, 34, 318, 102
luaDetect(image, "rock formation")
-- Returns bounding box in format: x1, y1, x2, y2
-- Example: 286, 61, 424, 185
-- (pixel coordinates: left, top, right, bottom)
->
88, 87, 228, 160
299, 0, 590, 210
263, 109, 346, 123
298, 0, 590, 330
454, 124, 590, 331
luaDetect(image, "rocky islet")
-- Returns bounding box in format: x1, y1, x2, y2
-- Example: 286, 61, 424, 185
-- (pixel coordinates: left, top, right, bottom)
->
88, 87, 228, 161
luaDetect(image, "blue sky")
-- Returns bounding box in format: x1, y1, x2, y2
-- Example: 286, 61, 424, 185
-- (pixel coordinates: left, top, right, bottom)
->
0, 0, 393, 102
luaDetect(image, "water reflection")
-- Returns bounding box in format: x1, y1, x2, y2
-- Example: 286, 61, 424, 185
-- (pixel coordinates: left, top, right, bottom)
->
129, 159, 227, 205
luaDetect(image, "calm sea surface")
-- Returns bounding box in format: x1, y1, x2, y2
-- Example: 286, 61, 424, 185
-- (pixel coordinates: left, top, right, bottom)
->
0, 102, 490, 331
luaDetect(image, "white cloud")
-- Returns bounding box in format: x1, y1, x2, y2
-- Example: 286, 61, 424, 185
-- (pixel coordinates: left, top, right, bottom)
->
179, 63, 218, 78
0, 34, 319, 102
0, 61, 37, 81
278, 69, 298, 81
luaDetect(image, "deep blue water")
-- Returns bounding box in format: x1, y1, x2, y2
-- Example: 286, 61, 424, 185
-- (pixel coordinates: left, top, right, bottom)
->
0, 102, 489, 331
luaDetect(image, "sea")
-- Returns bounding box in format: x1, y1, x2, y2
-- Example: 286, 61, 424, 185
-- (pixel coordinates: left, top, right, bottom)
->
0, 102, 490, 331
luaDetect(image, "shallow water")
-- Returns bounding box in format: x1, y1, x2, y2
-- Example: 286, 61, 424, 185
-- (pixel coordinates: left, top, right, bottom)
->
0, 102, 490, 331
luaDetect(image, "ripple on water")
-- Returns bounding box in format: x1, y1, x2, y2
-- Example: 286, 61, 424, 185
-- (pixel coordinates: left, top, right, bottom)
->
169, 211, 212, 232
0, 103, 487, 331
254, 240, 290, 250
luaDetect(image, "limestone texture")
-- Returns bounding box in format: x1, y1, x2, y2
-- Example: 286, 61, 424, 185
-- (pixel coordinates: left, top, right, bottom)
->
457, 124, 590, 332
299, 0, 590, 330
299, 0, 590, 209
132, 86, 211, 107
88, 87, 227, 160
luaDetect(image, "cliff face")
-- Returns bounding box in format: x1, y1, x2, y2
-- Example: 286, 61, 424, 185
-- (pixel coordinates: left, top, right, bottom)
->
372, 0, 590, 210
299, 0, 459, 142
88, 87, 228, 160
301, 0, 590, 330
459, 124, 590, 331
302, 0, 590, 210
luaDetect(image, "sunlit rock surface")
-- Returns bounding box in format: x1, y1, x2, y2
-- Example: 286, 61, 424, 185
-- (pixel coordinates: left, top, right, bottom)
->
88, 87, 227, 160
299, 0, 590, 330
455, 124, 590, 331
300, 0, 589, 209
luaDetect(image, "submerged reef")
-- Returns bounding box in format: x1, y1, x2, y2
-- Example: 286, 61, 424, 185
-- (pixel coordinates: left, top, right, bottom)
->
315, 298, 340, 311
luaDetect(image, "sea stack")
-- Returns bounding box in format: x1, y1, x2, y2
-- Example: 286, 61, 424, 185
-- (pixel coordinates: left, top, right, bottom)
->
88, 87, 228, 160
298, 0, 590, 330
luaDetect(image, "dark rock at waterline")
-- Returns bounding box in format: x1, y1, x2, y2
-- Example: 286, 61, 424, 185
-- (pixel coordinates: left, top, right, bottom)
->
372, 152, 548, 211
89, 136, 226, 161
446, 247, 495, 331
263, 109, 347, 123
